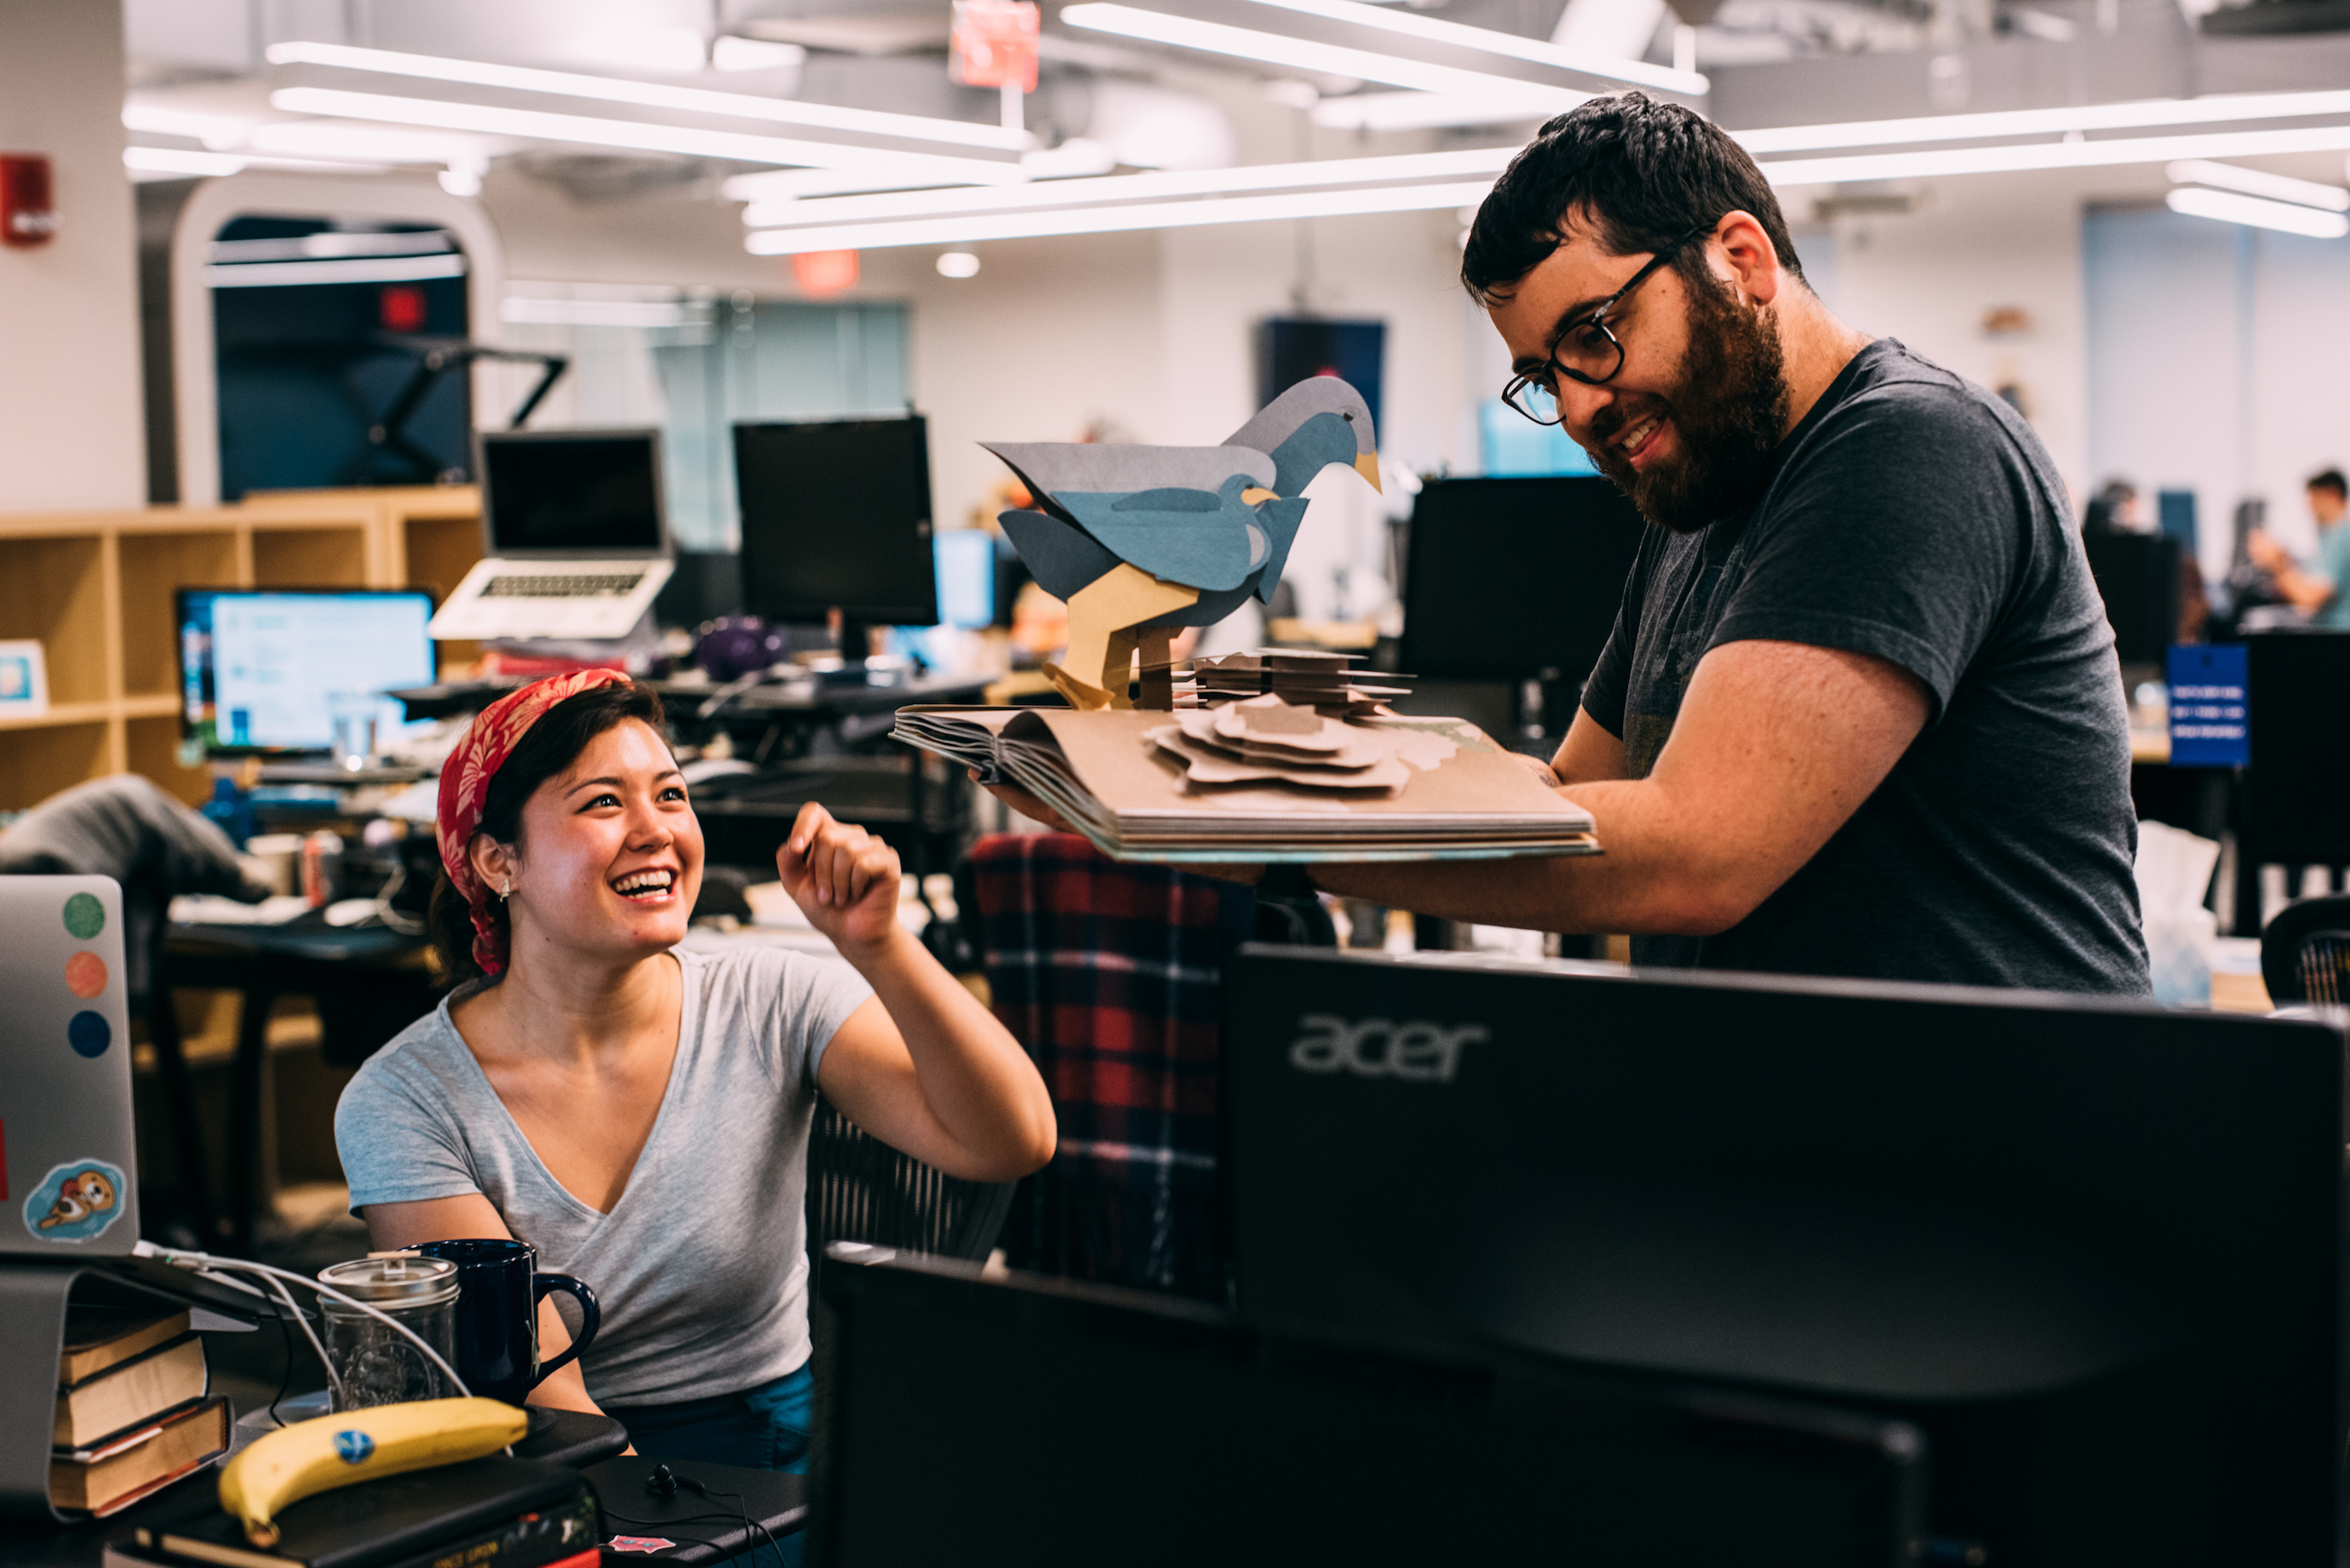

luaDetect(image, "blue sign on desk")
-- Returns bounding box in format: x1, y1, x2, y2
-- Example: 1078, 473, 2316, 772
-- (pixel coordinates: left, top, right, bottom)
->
2168, 644, 2249, 766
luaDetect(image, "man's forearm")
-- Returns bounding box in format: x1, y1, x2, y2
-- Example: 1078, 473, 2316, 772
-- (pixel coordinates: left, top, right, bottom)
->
1309, 777, 1742, 936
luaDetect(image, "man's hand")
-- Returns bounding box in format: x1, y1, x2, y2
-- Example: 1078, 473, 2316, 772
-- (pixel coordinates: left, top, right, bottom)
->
778, 802, 901, 957
972, 769, 1080, 836
2248, 528, 2291, 574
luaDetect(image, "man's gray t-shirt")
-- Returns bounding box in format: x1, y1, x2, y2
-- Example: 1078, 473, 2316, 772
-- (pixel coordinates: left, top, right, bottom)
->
1580, 340, 2150, 993
335, 947, 874, 1405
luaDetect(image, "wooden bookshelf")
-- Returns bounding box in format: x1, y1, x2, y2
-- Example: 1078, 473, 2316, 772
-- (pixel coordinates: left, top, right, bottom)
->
0, 488, 481, 810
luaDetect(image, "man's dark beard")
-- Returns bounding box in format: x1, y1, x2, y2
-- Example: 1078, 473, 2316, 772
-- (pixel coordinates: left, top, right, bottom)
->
1587, 267, 1791, 535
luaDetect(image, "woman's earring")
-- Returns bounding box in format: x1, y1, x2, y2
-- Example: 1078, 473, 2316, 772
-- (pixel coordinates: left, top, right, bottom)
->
499, 880, 513, 901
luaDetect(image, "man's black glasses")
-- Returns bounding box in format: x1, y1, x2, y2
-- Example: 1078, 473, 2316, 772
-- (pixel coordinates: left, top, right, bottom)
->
1500, 223, 1712, 426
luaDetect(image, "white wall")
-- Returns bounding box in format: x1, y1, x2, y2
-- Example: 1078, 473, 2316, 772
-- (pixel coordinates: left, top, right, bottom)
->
0, 0, 144, 512
2087, 203, 2350, 573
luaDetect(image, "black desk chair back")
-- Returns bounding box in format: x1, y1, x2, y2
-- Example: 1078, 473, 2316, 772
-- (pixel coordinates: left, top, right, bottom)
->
804, 1094, 1014, 1296
2261, 892, 2350, 1005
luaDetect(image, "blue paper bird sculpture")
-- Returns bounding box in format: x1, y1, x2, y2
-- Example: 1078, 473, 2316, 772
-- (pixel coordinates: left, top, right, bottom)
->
983, 376, 1379, 708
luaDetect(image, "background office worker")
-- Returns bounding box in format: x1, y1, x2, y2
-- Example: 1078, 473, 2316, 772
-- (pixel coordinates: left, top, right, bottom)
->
336, 672, 1053, 1476
2246, 467, 2350, 628
988, 94, 2146, 992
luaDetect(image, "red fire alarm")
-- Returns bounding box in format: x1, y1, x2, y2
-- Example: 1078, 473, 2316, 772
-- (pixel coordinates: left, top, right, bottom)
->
1, 155, 57, 249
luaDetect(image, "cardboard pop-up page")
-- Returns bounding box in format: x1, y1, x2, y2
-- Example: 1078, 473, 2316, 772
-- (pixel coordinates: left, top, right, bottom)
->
893, 705, 1598, 863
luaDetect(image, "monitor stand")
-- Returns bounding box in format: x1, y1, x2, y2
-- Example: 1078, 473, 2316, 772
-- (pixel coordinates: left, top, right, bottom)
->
815, 616, 913, 687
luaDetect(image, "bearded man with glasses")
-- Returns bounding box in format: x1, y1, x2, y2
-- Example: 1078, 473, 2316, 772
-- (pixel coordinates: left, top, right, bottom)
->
983, 94, 2147, 992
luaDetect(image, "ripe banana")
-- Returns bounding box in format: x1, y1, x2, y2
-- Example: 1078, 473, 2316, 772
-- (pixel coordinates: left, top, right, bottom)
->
218, 1396, 527, 1547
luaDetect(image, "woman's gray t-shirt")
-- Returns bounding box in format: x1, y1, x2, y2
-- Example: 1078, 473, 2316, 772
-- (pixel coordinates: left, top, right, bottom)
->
334, 946, 874, 1405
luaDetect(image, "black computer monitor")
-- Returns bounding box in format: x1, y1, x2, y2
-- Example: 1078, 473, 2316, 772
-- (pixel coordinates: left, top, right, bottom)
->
733, 416, 938, 652
477, 428, 667, 555
1400, 476, 1647, 684
2083, 531, 2181, 665
175, 588, 437, 754
1224, 947, 2344, 1565
2242, 629, 2350, 864
811, 1249, 1924, 1567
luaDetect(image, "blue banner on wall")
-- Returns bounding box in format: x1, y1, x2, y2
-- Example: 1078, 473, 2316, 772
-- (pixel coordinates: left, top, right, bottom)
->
2168, 644, 2249, 766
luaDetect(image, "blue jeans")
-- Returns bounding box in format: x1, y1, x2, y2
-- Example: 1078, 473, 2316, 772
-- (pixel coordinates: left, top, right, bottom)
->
605, 1365, 812, 1566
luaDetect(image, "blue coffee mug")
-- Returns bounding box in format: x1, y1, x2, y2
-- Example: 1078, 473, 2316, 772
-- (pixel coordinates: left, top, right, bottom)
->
411, 1238, 599, 1407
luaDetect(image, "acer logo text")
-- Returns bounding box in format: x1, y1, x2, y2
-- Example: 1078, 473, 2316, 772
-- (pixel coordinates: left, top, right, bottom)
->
1288, 1015, 1485, 1083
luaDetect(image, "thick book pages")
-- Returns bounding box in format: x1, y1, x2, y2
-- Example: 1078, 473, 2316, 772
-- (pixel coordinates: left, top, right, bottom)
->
51, 1393, 228, 1514
896, 706, 1601, 862
61, 1303, 193, 1384
54, 1334, 209, 1450
148, 1456, 587, 1568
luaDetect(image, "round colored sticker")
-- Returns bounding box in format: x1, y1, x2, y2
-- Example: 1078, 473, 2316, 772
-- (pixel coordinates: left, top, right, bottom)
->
67, 1010, 110, 1058
335, 1430, 375, 1464
62, 892, 104, 939
65, 951, 106, 999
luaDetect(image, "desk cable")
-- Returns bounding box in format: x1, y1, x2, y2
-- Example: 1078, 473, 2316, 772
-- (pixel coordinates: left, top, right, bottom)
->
599, 1462, 788, 1568
130, 1241, 497, 1444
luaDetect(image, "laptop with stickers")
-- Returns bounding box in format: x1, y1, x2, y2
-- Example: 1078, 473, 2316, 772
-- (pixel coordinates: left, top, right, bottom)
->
0, 875, 138, 1259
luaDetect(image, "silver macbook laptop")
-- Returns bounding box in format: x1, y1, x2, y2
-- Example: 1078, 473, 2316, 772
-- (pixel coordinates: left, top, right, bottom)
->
429, 427, 675, 643
1, 875, 138, 1259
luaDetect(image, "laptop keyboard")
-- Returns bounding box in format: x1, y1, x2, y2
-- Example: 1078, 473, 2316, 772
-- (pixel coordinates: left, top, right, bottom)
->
481, 572, 646, 599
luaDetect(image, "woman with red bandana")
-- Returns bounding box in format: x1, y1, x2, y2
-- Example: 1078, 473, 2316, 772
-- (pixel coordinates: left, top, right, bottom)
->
334, 672, 1053, 1481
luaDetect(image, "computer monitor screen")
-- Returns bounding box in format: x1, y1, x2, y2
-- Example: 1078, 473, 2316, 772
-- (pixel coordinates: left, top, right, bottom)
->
812, 1250, 1923, 1568
932, 531, 995, 630
1225, 947, 2343, 1565
733, 417, 938, 627
177, 589, 436, 753
2083, 531, 2181, 664
1401, 476, 1647, 683
2242, 629, 2350, 861
480, 429, 666, 555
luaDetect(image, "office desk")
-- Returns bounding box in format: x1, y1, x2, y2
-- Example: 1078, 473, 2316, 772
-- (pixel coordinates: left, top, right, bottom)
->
10, 1408, 628, 1565
163, 918, 441, 1251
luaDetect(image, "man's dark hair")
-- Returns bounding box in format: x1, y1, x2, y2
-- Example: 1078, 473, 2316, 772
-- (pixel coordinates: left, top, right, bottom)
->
428, 679, 669, 986
1461, 92, 1804, 303
2308, 468, 2347, 497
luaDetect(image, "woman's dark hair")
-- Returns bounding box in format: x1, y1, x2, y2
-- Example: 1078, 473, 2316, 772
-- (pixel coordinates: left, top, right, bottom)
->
2308, 468, 2347, 498
428, 679, 669, 986
1461, 91, 1805, 305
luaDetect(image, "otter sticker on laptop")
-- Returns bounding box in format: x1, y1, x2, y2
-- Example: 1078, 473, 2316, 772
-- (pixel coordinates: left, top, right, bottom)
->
23, 1159, 127, 1244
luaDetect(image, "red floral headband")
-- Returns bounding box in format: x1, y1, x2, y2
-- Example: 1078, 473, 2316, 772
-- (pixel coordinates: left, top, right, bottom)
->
435, 669, 629, 975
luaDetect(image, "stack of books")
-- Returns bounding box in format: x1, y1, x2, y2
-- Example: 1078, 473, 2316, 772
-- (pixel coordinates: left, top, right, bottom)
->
109, 1456, 601, 1568
50, 1301, 230, 1516
894, 703, 1598, 862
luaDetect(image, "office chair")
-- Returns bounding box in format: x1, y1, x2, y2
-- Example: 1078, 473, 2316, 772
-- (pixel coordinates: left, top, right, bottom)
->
803, 1092, 1016, 1298
2259, 893, 2350, 1007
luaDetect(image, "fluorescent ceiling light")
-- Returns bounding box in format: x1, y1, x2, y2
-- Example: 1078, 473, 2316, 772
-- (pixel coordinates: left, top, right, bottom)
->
1235, 0, 1706, 94
744, 178, 1497, 253
1757, 123, 2350, 186
122, 145, 387, 179
2167, 157, 2350, 210
1735, 88, 2350, 155
502, 296, 709, 328
2166, 185, 2350, 237
1311, 91, 1560, 131
270, 87, 1035, 184
214, 232, 452, 262
711, 37, 808, 73
206, 254, 470, 288
266, 41, 1026, 152
742, 146, 1516, 228
721, 168, 961, 203
1060, 4, 1586, 112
